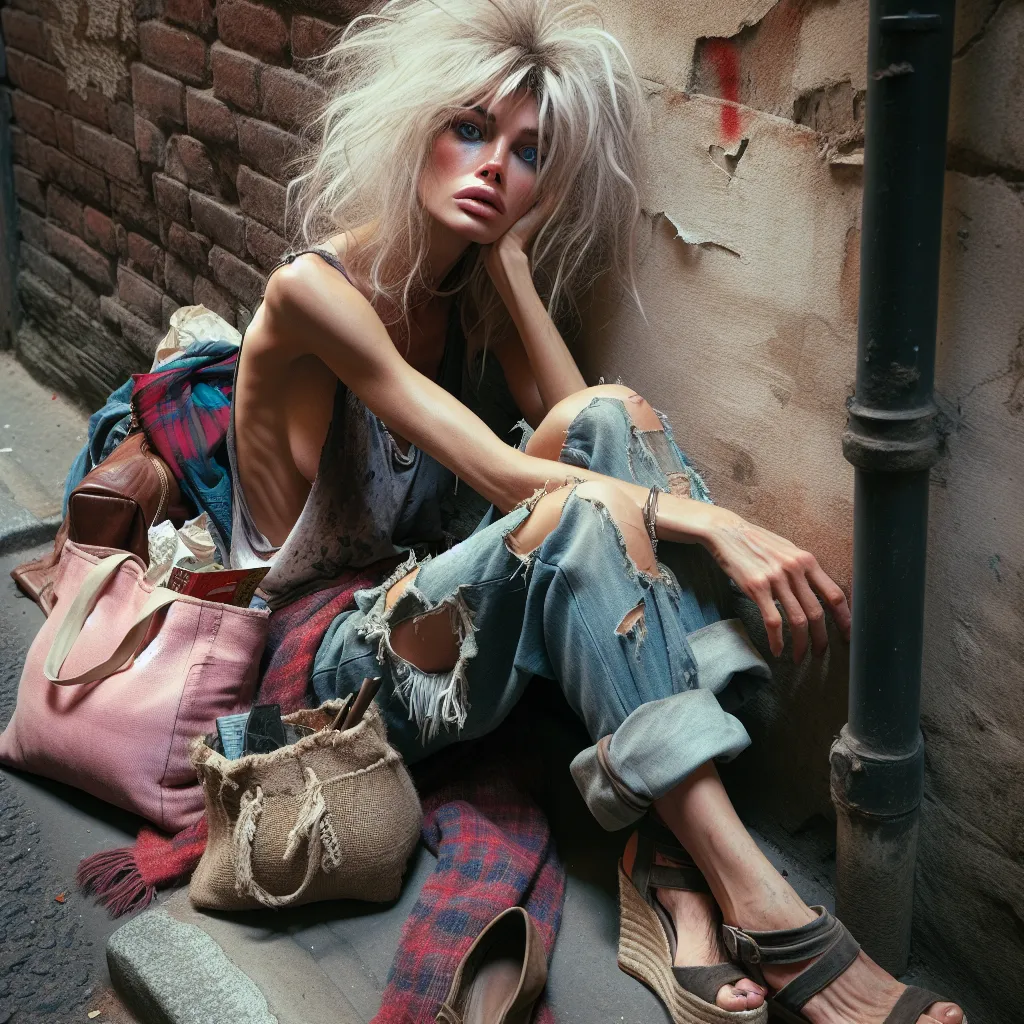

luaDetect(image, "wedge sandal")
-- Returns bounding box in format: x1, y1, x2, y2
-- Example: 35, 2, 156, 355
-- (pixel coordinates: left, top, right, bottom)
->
618, 819, 767, 1024
720, 908, 967, 1023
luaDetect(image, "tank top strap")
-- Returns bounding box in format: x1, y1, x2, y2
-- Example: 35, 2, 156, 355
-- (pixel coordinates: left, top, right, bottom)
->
268, 247, 353, 285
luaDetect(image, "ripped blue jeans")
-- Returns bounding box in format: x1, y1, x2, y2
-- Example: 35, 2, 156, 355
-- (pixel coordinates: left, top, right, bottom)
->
311, 397, 770, 830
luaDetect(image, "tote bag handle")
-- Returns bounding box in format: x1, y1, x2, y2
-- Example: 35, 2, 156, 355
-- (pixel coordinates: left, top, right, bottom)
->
44, 552, 183, 687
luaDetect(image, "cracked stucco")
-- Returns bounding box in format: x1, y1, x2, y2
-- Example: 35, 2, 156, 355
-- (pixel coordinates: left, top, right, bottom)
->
47, 0, 136, 99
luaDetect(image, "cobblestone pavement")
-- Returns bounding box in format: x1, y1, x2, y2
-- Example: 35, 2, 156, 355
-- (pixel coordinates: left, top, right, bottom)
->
0, 545, 135, 1024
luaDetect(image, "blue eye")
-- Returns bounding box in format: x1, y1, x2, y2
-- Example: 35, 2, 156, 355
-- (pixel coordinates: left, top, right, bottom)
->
456, 122, 483, 142
519, 145, 538, 167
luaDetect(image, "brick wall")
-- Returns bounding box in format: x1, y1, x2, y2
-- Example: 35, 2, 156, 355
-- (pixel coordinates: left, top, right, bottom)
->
1, 0, 364, 408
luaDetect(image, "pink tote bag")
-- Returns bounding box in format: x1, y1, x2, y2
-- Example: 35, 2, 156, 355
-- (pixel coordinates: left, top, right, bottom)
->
0, 542, 269, 833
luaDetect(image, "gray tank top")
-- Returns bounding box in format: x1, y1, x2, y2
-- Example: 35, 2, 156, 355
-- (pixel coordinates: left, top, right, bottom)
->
226, 248, 476, 608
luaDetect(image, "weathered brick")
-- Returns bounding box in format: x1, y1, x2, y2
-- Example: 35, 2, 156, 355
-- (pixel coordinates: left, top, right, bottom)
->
46, 185, 83, 234
237, 165, 286, 234
73, 121, 144, 188
259, 66, 326, 130
186, 88, 236, 146
67, 88, 109, 130
237, 116, 304, 184
11, 89, 56, 145
193, 275, 235, 322
53, 109, 74, 152
131, 63, 185, 127
110, 183, 160, 236
83, 206, 117, 254
164, 0, 214, 34
70, 275, 100, 318
11, 126, 28, 163
217, 0, 289, 65
44, 222, 114, 290
167, 220, 211, 269
21, 241, 71, 296
153, 171, 191, 224
245, 217, 286, 270
118, 264, 164, 325
128, 231, 164, 280
107, 101, 137, 145
13, 165, 45, 212
164, 133, 228, 197
209, 244, 264, 306
25, 137, 108, 207
291, 14, 342, 61
164, 252, 195, 303
1, 9, 49, 61
18, 205, 47, 247
138, 21, 209, 87
7, 50, 67, 109
189, 192, 245, 255
211, 43, 259, 114
134, 116, 167, 166
99, 296, 164, 357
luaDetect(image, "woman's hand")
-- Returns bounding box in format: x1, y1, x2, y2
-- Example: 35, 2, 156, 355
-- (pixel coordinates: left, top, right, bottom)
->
483, 198, 553, 302
681, 502, 851, 663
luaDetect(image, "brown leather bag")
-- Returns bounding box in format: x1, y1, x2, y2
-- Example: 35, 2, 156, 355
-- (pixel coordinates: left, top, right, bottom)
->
11, 433, 189, 615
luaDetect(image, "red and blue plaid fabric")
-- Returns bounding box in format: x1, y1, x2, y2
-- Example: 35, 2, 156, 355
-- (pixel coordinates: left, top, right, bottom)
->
131, 340, 238, 548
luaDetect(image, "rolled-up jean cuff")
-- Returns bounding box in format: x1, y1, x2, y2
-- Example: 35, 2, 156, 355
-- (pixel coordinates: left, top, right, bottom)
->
569, 690, 752, 831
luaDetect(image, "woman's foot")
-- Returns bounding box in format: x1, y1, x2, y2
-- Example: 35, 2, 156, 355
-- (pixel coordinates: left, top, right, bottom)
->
623, 833, 765, 1013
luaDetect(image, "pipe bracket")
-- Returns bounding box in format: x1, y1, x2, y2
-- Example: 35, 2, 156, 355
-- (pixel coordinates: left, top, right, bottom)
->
842, 401, 942, 472
829, 725, 925, 819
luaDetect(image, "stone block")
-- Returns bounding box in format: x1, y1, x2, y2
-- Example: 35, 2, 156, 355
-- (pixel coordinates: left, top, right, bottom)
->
189, 192, 245, 256
108, 101, 138, 145
127, 231, 164, 281
237, 165, 287, 234
153, 172, 192, 225
135, 115, 167, 166
11, 125, 28, 162
138, 21, 209, 87
6, 49, 68, 109
72, 121, 144, 188
193, 274, 235, 322
165, 134, 224, 196
44, 222, 114, 291
67, 87, 110, 130
259, 65, 327, 129
45, 184, 83, 234
164, 252, 195, 304
118, 264, 164, 325
18, 205, 47, 247
53, 109, 74, 152
21, 240, 71, 297
209, 244, 264, 306
237, 115, 304, 183
217, 0, 289, 65
13, 166, 45, 213
1, 8, 50, 61
11, 90, 57, 146
245, 217, 286, 270
211, 42, 260, 114
100, 295, 165, 358
291, 14, 342, 61
110, 183, 161, 237
26, 136, 109, 208
186, 88, 237, 147
83, 207, 117, 255
167, 220, 212, 269
164, 0, 214, 34
132, 63, 186, 127
70, 275, 100, 318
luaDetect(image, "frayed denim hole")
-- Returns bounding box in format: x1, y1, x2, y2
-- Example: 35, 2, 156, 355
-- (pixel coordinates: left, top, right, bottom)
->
572, 492, 663, 588
615, 600, 648, 659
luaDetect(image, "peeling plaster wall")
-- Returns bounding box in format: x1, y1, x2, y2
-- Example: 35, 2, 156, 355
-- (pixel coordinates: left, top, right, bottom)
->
585, 0, 1023, 1018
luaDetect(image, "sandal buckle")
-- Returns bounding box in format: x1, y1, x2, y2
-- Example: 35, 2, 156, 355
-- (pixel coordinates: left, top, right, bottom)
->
721, 924, 761, 965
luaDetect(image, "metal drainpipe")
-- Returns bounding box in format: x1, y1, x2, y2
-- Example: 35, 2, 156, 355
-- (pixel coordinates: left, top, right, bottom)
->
829, 0, 956, 976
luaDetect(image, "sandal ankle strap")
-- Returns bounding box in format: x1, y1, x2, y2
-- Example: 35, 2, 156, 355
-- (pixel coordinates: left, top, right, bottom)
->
631, 818, 711, 901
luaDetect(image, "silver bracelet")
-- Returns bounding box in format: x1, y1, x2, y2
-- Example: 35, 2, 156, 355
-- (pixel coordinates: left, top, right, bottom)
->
642, 486, 661, 555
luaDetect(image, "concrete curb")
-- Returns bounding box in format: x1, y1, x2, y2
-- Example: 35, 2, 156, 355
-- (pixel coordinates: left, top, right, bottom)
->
0, 512, 61, 556
107, 908, 280, 1024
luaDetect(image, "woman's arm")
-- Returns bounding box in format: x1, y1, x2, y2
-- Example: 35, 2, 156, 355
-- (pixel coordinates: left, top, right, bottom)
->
267, 256, 850, 661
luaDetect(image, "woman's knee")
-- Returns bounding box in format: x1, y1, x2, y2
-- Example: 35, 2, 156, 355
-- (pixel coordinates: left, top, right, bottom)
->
525, 384, 664, 461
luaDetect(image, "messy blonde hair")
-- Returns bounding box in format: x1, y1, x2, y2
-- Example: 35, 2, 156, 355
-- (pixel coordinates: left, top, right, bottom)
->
290, 0, 645, 353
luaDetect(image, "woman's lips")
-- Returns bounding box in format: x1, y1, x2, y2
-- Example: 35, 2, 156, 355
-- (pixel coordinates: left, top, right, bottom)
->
454, 196, 501, 220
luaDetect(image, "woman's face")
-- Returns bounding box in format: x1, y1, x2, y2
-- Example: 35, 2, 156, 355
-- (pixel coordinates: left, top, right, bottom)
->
420, 90, 541, 245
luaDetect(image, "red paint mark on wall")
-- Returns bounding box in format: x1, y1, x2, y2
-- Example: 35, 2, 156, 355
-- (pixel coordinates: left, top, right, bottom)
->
704, 39, 742, 141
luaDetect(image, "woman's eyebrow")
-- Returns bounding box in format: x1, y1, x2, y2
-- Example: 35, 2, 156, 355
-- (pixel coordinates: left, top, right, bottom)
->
470, 105, 539, 139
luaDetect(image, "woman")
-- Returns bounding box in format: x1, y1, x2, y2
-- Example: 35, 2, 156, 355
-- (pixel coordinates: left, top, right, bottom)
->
229, 0, 964, 1020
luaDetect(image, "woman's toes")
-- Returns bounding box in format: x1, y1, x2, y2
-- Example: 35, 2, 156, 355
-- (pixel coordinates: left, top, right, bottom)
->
717, 983, 765, 1011
923, 1005, 963, 1024
734, 977, 766, 998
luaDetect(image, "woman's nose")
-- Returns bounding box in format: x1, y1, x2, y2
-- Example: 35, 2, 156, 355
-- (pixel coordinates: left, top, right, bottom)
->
479, 166, 502, 185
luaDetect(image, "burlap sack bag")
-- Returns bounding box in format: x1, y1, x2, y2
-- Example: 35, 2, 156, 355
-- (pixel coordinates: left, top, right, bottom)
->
189, 700, 422, 911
